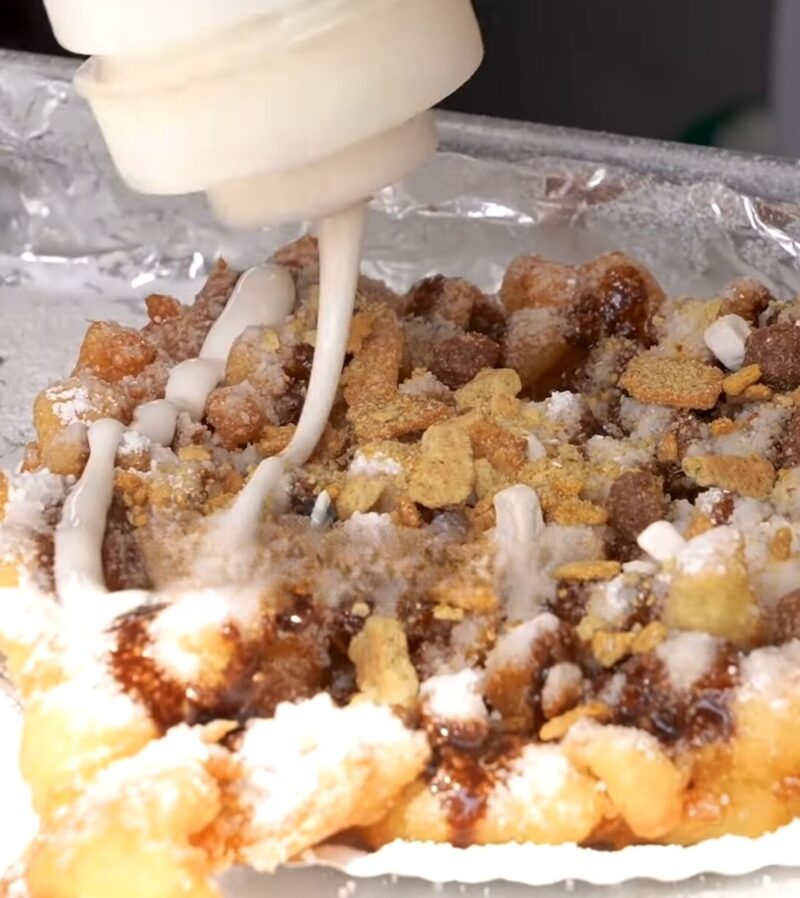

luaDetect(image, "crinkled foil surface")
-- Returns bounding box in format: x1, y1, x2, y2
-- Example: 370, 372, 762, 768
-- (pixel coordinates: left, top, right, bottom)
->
4, 49, 800, 897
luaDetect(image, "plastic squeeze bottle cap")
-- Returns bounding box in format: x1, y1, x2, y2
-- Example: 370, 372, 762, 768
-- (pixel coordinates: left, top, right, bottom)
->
45, 0, 483, 226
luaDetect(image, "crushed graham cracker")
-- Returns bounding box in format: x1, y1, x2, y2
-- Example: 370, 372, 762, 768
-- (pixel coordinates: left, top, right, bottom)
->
722, 364, 762, 397
682, 453, 776, 500
554, 560, 622, 582
408, 421, 474, 509
539, 702, 612, 742
619, 356, 723, 410
348, 616, 419, 708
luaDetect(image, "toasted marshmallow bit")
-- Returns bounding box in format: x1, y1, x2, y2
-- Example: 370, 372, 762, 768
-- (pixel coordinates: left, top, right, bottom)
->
310, 491, 334, 528
526, 434, 547, 462
637, 520, 687, 562
703, 314, 751, 370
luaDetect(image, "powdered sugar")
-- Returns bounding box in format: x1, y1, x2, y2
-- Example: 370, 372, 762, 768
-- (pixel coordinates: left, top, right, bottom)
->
485, 613, 561, 675
498, 744, 572, 804
657, 632, 722, 692
676, 525, 741, 575
544, 392, 585, 437
420, 669, 487, 725
47, 385, 92, 424
150, 588, 260, 681
240, 694, 419, 832
1, 469, 66, 533
348, 452, 403, 478
399, 370, 450, 401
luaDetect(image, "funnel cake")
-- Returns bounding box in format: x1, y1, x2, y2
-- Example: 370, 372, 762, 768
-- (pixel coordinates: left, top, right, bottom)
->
4, 243, 800, 897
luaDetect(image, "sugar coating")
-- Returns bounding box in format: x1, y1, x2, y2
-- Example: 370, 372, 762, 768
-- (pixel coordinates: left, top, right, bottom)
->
398, 369, 450, 400
2, 470, 66, 533
676, 525, 740, 575
656, 632, 722, 692
150, 588, 259, 681
544, 392, 585, 437
542, 662, 583, 715
240, 694, 421, 830
118, 429, 152, 454
48, 385, 92, 424
500, 744, 572, 804
485, 613, 561, 676
586, 576, 636, 628
348, 451, 403, 478
82, 723, 211, 808
421, 669, 487, 725
739, 641, 800, 702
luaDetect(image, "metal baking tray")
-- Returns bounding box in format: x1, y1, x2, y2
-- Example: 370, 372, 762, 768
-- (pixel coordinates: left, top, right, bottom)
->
2, 48, 800, 897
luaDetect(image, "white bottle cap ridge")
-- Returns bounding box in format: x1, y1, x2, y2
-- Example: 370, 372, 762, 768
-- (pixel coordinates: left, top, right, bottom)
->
64, 0, 483, 226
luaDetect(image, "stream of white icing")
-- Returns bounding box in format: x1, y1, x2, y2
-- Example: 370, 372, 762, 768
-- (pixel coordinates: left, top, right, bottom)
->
54, 205, 365, 600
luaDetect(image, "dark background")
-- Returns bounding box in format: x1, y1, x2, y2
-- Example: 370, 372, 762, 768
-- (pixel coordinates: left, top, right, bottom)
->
0, 0, 777, 149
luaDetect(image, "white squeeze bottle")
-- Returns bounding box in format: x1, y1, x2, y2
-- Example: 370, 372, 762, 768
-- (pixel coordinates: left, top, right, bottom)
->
42, 1, 485, 591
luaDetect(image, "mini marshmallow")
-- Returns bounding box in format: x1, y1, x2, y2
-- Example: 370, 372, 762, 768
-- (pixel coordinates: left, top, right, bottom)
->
703, 314, 751, 370
637, 520, 687, 562
526, 434, 547, 462
622, 559, 659, 575
310, 491, 334, 528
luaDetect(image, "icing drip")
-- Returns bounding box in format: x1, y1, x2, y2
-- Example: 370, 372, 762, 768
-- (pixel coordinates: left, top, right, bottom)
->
55, 418, 125, 604
54, 262, 296, 599
52, 206, 364, 599
217, 202, 366, 544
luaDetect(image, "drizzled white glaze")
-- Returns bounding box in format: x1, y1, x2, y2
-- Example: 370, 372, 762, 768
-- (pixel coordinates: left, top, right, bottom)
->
54, 260, 296, 598
217, 202, 366, 545
55, 418, 125, 604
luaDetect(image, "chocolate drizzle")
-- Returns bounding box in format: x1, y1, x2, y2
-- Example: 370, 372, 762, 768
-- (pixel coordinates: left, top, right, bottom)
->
608, 648, 739, 747
425, 718, 522, 847
110, 598, 328, 732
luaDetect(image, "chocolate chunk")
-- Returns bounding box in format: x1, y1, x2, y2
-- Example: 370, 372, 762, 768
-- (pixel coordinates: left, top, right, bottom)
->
774, 589, 800, 642
608, 470, 666, 541
284, 343, 315, 382
469, 294, 508, 343
720, 278, 773, 324
430, 332, 500, 389
406, 275, 483, 329
780, 408, 800, 469
743, 323, 800, 391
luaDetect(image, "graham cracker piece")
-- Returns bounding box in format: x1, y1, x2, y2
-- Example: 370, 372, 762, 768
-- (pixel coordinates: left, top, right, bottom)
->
549, 498, 609, 526
770, 527, 794, 561
454, 368, 522, 413
344, 305, 403, 406
348, 617, 419, 708
539, 702, 612, 742
554, 560, 621, 582
682, 453, 776, 500
335, 477, 386, 520
408, 421, 474, 509
619, 356, 723, 410
349, 395, 453, 443
466, 416, 528, 475
722, 364, 762, 397
260, 425, 296, 458
656, 431, 680, 463
430, 580, 499, 613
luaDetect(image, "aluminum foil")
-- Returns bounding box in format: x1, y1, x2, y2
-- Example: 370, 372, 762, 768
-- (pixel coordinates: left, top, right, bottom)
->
4, 48, 800, 897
